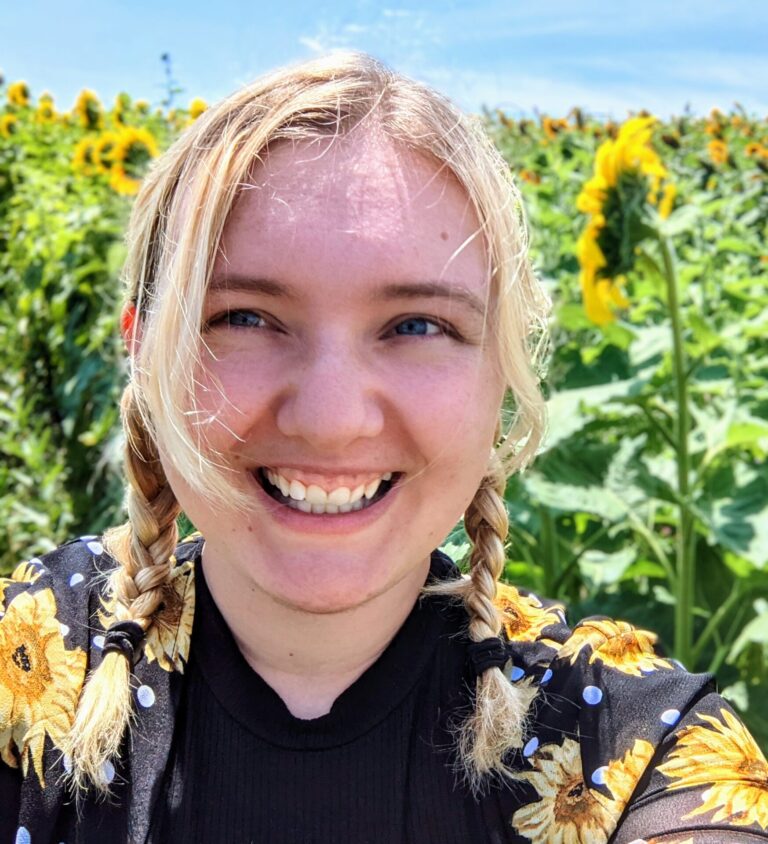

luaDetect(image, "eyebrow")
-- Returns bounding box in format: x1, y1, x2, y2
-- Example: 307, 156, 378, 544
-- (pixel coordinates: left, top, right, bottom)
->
208, 275, 488, 317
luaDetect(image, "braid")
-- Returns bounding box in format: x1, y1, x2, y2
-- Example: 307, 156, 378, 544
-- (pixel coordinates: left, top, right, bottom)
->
63, 384, 180, 793
425, 434, 537, 795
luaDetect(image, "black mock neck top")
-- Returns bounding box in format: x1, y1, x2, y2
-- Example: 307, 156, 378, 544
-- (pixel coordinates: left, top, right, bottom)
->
151, 551, 509, 842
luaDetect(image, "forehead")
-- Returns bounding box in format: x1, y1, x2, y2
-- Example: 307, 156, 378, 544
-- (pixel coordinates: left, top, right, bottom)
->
212, 133, 488, 288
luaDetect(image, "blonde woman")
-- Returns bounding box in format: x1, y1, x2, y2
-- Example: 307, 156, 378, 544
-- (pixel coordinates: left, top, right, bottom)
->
1, 53, 766, 843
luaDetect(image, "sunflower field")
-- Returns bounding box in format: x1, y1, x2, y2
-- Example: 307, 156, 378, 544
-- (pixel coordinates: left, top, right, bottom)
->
1, 80, 766, 748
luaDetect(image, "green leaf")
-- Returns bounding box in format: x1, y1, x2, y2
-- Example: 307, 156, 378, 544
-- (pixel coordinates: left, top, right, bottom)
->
659, 204, 701, 237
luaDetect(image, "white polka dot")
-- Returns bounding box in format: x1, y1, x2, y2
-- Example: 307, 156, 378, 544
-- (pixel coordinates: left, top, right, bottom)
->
661, 708, 681, 726
591, 765, 609, 785
15, 827, 31, 844
510, 666, 525, 682
86, 540, 104, 556
62, 753, 73, 774
69, 572, 84, 587
59, 623, 69, 636
137, 685, 155, 708
582, 685, 603, 705
93, 635, 105, 650
29, 557, 42, 566
527, 593, 542, 607
540, 668, 553, 685
79, 534, 97, 541
101, 760, 115, 784
523, 736, 539, 757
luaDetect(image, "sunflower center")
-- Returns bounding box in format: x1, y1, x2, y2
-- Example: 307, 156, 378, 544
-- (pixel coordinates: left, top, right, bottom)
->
12, 643, 32, 672
554, 774, 595, 823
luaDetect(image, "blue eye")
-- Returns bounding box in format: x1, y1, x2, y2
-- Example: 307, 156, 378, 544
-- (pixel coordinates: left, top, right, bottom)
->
208, 310, 266, 329
393, 317, 443, 336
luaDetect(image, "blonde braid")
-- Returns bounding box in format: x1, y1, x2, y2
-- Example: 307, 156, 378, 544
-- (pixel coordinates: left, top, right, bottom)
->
425, 435, 537, 795
63, 384, 180, 792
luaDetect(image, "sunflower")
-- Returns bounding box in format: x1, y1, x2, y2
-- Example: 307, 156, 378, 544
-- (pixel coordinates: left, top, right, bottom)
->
575, 115, 674, 324
99, 558, 194, 672
558, 618, 673, 676
511, 737, 616, 841
746, 142, 768, 160
518, 169, 542, 185
72, 136, 100, 177
0, 114, 18, 138
594, 738, 655, 821
0, 589, 87, 784
576, 218, 628, 325
189, 97, 208, 120
708, 139, 729, 166
542, 116, 569, 141
0, 561, 44, 608
657, 707, 768, 829
74, 89, 103, 130
92, 131, 118, 174
107, 127, 160, 195
34, 93, 56, 125
495, 583, 564, 643
7, 81, 30, 108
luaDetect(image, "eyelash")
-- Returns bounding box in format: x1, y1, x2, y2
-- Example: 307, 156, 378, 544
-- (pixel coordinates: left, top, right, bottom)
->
205, 309, 460, 340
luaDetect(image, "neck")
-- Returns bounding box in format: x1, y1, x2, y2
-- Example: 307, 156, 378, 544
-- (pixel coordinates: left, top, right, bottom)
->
200, 545, 431, 719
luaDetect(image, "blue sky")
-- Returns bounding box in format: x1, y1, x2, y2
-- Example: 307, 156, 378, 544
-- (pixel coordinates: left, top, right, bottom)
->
2, 0, 767, 119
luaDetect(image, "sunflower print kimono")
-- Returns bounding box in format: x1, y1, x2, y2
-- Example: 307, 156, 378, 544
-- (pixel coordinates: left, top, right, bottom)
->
1, 536, 767, 843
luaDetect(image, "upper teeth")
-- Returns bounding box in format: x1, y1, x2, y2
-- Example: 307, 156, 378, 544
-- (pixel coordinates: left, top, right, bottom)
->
265, 470, 393, 507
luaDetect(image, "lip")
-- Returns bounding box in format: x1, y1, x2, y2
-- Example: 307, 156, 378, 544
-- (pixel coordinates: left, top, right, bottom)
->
248, 470, 401, 536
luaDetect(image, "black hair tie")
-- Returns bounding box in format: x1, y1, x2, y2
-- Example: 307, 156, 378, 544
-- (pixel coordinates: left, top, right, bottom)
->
467, 637, 510, 677
102, 620, 146, 667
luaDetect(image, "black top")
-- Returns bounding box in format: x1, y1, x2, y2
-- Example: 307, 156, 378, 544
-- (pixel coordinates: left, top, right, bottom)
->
152, 550, 502, 842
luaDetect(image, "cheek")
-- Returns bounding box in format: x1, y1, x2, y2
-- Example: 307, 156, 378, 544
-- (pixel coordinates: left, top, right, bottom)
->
191, 353, 276, 448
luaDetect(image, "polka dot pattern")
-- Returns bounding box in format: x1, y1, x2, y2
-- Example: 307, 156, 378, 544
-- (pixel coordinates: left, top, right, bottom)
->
540, 668, 553, 685
523, 736, 539, 758
102, 760, 115, 784
69, 573, 84, 587
510, 666, 525, 682
582, 685, 603, 705
15, 827, 31, 844
137, 685, 156, 708
62, 754, 73, 774
591, 765, 609, 785
59, 623, 69, 636
86, 540, 104, 556
93, 635, 105, 650
661, 708, 681, 726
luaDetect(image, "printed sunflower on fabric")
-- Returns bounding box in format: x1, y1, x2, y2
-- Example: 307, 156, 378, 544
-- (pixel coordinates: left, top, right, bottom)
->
576, 116, 676, 325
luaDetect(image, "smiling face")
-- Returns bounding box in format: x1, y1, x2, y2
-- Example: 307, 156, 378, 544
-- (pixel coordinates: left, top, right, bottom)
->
159, 132, 506, 613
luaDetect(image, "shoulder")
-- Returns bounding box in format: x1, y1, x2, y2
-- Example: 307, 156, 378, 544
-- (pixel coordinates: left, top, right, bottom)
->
0, 533, 199, 784
0, 536, 108, 783
493, 592, 768, 839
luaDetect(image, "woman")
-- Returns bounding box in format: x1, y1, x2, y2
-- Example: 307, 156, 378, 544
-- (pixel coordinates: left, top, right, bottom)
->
1, 53, 766, 843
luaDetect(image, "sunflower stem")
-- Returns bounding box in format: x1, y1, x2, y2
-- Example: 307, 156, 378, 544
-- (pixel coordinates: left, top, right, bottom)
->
657, 233, 694, 669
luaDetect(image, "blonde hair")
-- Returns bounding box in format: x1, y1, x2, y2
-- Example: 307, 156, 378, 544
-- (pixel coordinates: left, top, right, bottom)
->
63, 51, 550, 793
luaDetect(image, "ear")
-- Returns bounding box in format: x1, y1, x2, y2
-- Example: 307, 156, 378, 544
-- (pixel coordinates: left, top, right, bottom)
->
120, 303, 142, 357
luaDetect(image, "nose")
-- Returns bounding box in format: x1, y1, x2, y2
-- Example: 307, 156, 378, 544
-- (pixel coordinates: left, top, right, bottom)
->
275, 343, 386, 450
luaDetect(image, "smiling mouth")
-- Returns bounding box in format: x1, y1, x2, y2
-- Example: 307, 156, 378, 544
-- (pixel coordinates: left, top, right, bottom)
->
254, 468, 401, 515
